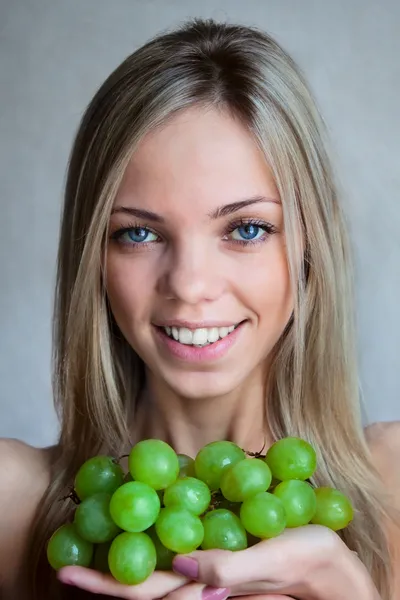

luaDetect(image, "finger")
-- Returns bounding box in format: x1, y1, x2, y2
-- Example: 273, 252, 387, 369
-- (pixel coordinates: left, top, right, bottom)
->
228, 580, 300, 597
172, 526, 336, 590
165, 581, 230, 600
58, 566, 189, 598
231, 596, 298, 600
173, 547, 278, 589
229, 587, 299, 598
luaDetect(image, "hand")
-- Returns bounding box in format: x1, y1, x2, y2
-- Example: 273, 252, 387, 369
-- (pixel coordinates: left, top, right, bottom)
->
170, 526, 380, 600
57, 525, 379, 600
57, 563, 298, 599
57, 567, 190, 598
58, 563, 293, 600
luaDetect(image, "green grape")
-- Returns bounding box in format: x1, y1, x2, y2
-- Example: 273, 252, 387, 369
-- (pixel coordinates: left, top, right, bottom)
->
74, 456, 124, 501
310, 487, 354, 531
47, 523, 93, 570
155, 507, 204, 553
265, 437, 317, 481
74, 493, 121, 543
108, 532, 156, 585
129, 440, 179, 490
163, 477, 211, 516
273, 480, 317, 527
194, 441, 245, 491
220, 458, 272, 502
201, 509, 247, 551
146, 526, 176, 570
240, 492, 286, 538
93, 541, 112, 573
109, 481, 160, 532
178, 454, 196, 478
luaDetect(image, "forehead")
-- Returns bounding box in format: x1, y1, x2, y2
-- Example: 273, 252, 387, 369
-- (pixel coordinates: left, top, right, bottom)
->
114, 106, 279, 215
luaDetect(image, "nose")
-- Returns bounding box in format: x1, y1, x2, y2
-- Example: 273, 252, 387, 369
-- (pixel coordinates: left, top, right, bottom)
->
157, 239, 225, 305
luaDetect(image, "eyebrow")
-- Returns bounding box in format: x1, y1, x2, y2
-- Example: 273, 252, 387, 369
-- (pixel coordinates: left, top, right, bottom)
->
111, 195, 280, 223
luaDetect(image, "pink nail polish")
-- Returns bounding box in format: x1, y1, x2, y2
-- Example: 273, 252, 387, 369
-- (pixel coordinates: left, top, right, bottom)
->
172, 556, 199, 578
202, 587, 230, 600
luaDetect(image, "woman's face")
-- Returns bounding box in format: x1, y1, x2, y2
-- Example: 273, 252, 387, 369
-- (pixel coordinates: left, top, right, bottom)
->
106, 106, 293, 399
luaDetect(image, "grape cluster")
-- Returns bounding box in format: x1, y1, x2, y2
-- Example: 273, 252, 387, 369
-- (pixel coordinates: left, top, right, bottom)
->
47, 437, 354, 585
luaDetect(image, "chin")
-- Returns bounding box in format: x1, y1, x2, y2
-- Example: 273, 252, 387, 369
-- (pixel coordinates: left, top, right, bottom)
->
160, 369, 245, 401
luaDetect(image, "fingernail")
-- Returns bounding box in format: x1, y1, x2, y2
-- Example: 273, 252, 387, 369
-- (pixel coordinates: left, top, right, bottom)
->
202, 586, 230, 600
172, 556, 199, 578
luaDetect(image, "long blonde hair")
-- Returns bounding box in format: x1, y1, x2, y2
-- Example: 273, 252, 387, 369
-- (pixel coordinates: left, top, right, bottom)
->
28, 18, 394, 599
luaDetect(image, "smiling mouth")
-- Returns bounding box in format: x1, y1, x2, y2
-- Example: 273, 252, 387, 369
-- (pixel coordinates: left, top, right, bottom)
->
156, 322, 244, 347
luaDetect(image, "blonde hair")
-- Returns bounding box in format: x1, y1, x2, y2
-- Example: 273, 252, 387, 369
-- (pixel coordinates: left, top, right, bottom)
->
27, 18, 394, 598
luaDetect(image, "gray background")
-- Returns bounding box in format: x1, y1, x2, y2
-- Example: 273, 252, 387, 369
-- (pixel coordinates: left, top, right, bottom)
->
0, 0, 399, 447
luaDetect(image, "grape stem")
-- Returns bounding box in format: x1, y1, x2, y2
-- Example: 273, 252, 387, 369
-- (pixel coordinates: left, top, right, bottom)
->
114, 437, 134, 463
243, 441, 267, 459
207, 490, 226, 511
60, 489, 81, 505
114, 454, 129, 463
245, 451, 266, 458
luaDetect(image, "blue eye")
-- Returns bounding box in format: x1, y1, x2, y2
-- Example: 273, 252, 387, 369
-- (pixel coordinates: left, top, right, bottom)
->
231, 223, 265, 241
117, 227, 158, 244
110, 219, 276, 249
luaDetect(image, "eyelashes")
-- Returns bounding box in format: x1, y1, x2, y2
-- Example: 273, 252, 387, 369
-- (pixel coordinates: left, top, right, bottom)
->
109, 217, 278, 249
224, 218, 277, 246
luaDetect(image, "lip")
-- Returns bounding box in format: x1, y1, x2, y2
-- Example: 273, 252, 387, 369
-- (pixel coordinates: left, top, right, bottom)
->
153, 320, 246, 363
153, 319, 244, 329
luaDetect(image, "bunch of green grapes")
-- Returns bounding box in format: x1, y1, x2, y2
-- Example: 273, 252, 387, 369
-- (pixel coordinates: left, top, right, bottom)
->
47, 437, 354, 585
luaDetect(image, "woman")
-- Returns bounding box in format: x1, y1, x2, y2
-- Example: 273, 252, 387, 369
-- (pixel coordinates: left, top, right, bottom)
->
0, 17, 399, 600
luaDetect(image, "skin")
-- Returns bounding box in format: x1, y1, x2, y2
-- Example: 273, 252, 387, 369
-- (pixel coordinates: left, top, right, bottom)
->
1, 426, 399, 598
57, 107, 397, 599
105, 106, 293, 458
0, 107, 398, 599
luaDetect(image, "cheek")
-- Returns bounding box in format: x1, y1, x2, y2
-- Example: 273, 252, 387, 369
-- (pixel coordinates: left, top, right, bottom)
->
105, 240, 294, 335
238, 245, 293, 324
105, 255, 155, 326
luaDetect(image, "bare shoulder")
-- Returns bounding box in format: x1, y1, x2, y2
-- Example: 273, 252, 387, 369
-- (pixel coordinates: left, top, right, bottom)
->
364, 421, 400, 594
0, 437, 52, 494
0, 438, 53, 586
364, 420, 400, 482
364, 419, 400, 442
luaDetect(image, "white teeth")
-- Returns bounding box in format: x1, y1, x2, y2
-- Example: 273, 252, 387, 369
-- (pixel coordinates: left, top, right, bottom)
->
192, 328, 209, 345
162, 324, 240, 346
178, 327, 193, 345
207, 327, 219, 343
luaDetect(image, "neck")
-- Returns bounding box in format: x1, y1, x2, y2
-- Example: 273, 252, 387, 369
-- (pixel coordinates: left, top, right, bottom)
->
135, 367, 271, 458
